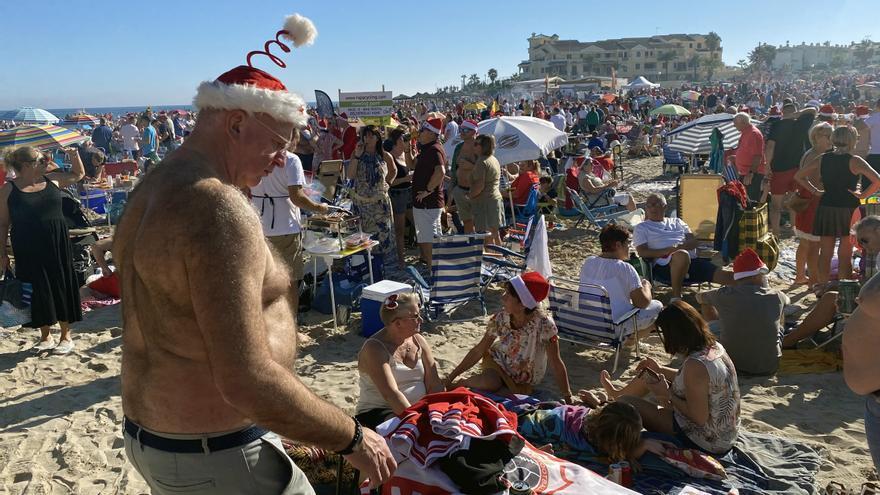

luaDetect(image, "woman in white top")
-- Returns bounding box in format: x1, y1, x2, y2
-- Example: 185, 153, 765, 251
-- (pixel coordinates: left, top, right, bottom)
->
356, 293, 444, 428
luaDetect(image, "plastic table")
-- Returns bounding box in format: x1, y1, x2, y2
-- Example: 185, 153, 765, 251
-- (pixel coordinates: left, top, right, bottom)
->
305, 240, 378, 330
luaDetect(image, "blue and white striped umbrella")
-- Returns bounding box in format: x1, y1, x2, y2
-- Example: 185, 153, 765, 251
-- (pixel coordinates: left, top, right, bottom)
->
665, 113, 745, 155
1, 107, 60, 124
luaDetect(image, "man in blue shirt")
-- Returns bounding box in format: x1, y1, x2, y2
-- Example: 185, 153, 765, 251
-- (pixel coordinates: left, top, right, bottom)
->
91, 118, 114, 154
138, 115, 159, 171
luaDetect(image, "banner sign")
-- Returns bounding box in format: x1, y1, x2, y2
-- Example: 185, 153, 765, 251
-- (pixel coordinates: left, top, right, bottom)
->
338, 90, 393, 125
314, 90, 335, 119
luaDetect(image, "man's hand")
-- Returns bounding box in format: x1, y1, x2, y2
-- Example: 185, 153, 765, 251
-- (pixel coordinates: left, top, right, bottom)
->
742, 173, 753, 186
415, 190, 431, 202
641, 278, 652, 292
344, 428, 397, 489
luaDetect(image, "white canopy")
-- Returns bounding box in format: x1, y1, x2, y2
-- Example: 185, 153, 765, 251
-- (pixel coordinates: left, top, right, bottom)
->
624, 76, 659, 89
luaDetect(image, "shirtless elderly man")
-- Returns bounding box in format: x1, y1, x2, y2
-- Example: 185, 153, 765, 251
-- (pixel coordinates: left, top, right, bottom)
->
115, 15, 395, 494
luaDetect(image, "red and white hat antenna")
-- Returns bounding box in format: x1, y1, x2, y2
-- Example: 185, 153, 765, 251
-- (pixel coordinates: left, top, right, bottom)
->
193, 13, 317, 126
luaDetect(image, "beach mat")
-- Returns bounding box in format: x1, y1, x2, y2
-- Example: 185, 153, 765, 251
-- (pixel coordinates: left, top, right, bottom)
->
512, 402, 821, 495
777, 348, 842, 375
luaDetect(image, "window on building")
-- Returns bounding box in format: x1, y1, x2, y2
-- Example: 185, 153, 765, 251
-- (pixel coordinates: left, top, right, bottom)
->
697, 43, 702, 49
566, 54, 571, 59
644, 62, 656, 70
582, 64, 589, 71
636, 51, 641, 57
649, 51, 654, 56
689, 43, 693, 48
635, 63, 640, 70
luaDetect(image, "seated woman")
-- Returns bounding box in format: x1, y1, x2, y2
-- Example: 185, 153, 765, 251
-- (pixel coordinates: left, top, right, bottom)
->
355, 293, 444, 428
600, 301, 741, 455
446, 272, 574, 403
578, 159, 636, 212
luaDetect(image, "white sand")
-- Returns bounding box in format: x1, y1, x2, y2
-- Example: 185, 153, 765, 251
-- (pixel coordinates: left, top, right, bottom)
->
0, 155, 874, 493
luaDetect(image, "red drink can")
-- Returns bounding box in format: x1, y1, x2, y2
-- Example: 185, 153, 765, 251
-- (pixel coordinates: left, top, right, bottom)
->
618, 461, 633, 487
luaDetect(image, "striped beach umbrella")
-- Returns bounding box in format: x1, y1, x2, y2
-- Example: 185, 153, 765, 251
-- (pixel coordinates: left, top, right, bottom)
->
61, 113, 99, 127
0, 124, 89, 150
665, 113, 744, 155
681, 90, 701, 102
0, 107, 60, 124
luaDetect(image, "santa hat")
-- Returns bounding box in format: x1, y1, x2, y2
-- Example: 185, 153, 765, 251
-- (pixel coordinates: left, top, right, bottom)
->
461, 119, 479, 133
855, 105, 871, 118
819, 104, 837, 118
768, 106, 781, 116
193, 13, 317, 126
421, 117, 444, 135
510, 272, 550, 309
733, 248, 769, 280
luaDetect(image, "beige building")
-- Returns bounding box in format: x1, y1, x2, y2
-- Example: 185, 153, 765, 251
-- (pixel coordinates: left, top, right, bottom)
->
518, 33, 722, 82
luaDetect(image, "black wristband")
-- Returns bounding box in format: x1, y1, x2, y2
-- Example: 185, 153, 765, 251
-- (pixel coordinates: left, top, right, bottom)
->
335, 416, 362, 455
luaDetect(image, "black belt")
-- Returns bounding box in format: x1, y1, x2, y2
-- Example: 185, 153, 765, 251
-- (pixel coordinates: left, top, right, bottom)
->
124, 417, 268, 454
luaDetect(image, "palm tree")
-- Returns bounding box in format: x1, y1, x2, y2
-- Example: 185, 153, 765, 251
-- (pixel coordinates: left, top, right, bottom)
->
704, 57, 723, 81
688, 54, 702, 80
468, 73, 480, 87
461, 74, 466, 91
488, 68, 498, 85
657, 50, 676, 74
705, 32, 721, 54
748, 44, 777, 72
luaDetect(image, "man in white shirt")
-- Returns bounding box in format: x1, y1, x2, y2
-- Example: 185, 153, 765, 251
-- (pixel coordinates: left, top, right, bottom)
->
579, 224, 662, 332
865, 99, 880, 174
120, 116, 140, 159
444, 114, 459, 142
250, 139, 330, 305
550, 108, 566, 132
633, 193, 734, 299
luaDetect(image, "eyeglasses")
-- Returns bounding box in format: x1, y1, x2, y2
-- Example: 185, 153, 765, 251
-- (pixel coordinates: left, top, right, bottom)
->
252, 117, 293, 152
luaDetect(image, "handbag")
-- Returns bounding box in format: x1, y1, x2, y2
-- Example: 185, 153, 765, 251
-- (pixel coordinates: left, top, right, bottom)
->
783, 191, 810, 213
0, 270, 32, 327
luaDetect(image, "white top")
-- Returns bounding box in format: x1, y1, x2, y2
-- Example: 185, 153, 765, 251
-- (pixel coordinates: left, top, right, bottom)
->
444, 120, 459, 142
550, 114, 566, 132
633, 217, 694, 266
579, 256, 641, 320
865, 112, 880, 154
250, 152, 306, 236
120, 124, 140, 151
356, 339, 426, 414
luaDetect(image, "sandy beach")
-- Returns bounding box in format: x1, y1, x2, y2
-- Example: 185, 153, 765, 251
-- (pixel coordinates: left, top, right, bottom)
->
0, 155, 875, 494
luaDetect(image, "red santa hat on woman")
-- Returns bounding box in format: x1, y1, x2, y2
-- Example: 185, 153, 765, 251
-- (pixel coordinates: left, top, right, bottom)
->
193, 14, 317, 127
818, 104, 837, 119
855, 105, 871, 118
421, 117, 444, 135
461, 119, 480, 133
510, 272, 550, 309
732, 248, 769, 280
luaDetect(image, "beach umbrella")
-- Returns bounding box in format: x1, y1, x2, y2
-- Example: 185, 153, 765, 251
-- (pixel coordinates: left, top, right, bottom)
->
61, 113, 99, 127
443, 116, 567, 166
665, 113, 746, 155
0, 124, 89, 150
650, 104, 691, 117
681, 90, 700, 102
601, 93, 616, 104
463, 102, 487, 111
1, 106, 60, 124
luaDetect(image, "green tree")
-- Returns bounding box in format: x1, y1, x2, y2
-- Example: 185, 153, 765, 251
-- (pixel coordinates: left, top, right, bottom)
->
688, 54, 702, 80
658, 50, 676, 73
705, 32, 721, 53
488, 68, 498, 85
748, 44, 777, 71
704, 57, 723, 81
461, 74, 466, 90
468, 73, 480, 87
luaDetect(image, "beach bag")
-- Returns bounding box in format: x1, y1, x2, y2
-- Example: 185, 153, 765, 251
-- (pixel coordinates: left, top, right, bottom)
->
0, 270, 32, 327
737, 203, 779, 271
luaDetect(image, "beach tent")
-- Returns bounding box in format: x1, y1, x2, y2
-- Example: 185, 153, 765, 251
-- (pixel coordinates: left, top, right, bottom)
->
665, 113, 746, 155
1, 107, 60, 124
624, 76, 658, 89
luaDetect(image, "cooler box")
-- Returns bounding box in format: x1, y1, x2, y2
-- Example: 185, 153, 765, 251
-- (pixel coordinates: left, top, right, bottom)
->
80, 190, 107, 214
361, 280, 413, 337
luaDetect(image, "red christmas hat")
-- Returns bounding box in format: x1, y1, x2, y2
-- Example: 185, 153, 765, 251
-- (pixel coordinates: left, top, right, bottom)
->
193, 13, 317, 126
422, 117, 444, 135
855, 105, 871, 117
461, 119, 480, 133
768, 106, 781, 116
511, 271, 550, 309
733, 248, 768, 280
819, 104, 836, 118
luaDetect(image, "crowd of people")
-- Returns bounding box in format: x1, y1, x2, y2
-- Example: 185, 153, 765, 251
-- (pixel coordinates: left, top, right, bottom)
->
3, 26, 880, 490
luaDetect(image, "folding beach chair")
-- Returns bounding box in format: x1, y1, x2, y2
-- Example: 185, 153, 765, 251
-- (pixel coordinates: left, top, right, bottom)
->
662, 143, 688, 175
406, 234, 488, 321
808, 314, 847, 349
565, 187, 631, 230
316, 159, 344, 202
548, 277, 640, 373
483, 215, 541, 285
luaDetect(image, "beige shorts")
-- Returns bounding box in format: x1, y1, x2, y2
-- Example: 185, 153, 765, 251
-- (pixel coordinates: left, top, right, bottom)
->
413, 208, 442, 244
452, 185, 474, 222
267, 232, 304, 280
473, 197, 503, 231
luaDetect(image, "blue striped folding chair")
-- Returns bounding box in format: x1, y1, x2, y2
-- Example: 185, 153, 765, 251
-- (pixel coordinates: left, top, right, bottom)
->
547, 277, 640, 373
565, 187, 631, 230
483, 215, 541, 286
406, 234, 488, 321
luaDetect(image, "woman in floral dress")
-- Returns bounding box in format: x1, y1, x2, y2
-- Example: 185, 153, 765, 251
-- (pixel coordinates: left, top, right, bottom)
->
347, 125, 397, 269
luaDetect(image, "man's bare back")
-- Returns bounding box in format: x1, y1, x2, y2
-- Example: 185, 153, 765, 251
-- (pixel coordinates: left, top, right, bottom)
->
116, 151, 297, 433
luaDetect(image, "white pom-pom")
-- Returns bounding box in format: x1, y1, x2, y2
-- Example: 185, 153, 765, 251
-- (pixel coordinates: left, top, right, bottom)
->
281, 14, 317, 47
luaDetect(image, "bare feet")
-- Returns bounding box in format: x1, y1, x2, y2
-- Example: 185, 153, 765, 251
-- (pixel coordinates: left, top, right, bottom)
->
792, 276, 809, 286
599, 370, 622, 400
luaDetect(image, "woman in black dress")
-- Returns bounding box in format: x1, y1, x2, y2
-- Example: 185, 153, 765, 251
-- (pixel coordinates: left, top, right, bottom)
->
0, 146, 85, 354
795, 126, 880, 285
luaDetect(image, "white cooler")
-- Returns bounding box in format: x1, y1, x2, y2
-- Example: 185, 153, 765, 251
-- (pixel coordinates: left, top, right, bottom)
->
361, 280, 413, 337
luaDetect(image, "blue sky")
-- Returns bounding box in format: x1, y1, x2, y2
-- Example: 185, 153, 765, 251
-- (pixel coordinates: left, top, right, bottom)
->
1, 0, 877, 108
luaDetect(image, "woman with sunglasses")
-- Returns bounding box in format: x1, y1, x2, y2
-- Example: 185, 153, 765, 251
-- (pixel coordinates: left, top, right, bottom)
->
599, 301, 741, 455
348, 125, 398, 269
355, 293, 443, 428
0, 146, 86, 355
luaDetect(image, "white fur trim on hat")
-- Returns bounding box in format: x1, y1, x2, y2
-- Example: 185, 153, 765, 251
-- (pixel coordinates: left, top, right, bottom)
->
510, 275, 538, 309
193, 81, 307, 126
733, 266, 769, 280
281, 14, 317, 47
